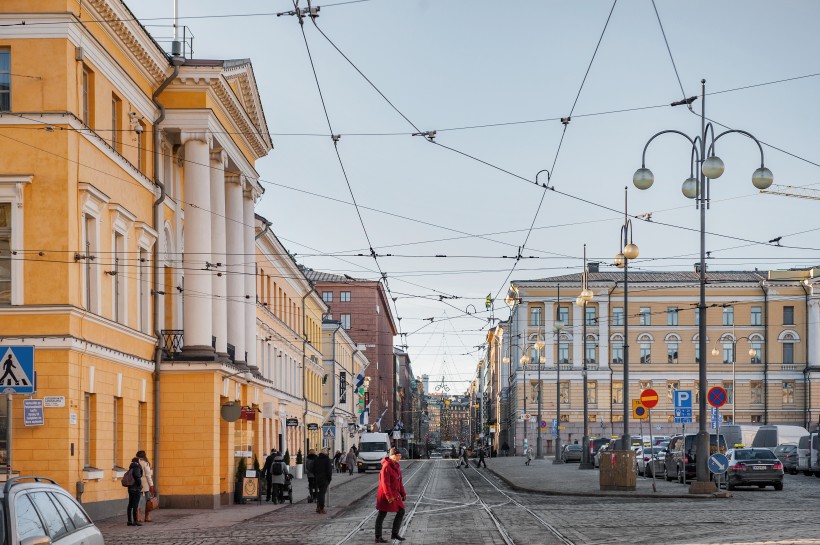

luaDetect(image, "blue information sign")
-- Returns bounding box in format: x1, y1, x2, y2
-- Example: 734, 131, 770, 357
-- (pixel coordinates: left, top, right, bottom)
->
0, 346, 35, 394
708, 453, 729, 474
23, 399, 44, 427
673, 390, 693, 424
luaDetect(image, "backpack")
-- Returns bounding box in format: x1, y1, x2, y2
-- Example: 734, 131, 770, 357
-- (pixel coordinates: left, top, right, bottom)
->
121, 467, 136, 487
271, 462, 284, 476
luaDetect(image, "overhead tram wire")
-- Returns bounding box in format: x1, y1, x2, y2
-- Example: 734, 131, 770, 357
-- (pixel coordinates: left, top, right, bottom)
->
651, 0, 687, 101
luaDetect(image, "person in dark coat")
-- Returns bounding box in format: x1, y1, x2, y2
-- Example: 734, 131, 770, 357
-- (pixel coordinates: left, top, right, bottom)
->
475, 446, 487, 468
375, 447, 406, 542
313, 449, 333, 514
305, 448, 318, 502
502, 441, 510, 457
262, 449, 277, 502
126, 457, 144, 526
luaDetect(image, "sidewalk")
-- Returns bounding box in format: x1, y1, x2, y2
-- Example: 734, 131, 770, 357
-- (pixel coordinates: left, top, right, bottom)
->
486, 455, 723, 499
96, 466, 380, 534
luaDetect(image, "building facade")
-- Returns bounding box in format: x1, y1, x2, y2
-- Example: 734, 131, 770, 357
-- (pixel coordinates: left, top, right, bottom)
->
302, 269, 398, 430
321, 320, 367, 454
504, 269, 820, 455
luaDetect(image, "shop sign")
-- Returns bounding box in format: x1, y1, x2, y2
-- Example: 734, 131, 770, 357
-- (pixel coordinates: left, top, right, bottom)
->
286, 417, 299, 427
307, 423, 319, 431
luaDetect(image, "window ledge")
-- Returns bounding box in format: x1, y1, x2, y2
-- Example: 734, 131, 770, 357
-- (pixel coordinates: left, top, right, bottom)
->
112, 466, 128, 479
82, 467, 104, 481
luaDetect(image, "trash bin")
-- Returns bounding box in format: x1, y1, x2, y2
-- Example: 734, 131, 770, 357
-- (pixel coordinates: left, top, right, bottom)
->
599, 450, 636, 491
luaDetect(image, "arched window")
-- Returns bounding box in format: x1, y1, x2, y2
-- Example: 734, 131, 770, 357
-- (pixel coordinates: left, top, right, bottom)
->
637, 333, 653, 364
665, 333, 681, 364
610, 334, 624, 365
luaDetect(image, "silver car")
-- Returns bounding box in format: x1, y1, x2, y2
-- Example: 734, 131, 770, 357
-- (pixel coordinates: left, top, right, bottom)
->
3, 476, 104, 545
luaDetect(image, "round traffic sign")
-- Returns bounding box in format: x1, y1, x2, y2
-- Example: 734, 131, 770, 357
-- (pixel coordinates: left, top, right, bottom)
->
635, 405, 647, 418
640, 388, 659, 409
707, 386, 727, 408
708, 453, 729, 474
540, 420, 547, 430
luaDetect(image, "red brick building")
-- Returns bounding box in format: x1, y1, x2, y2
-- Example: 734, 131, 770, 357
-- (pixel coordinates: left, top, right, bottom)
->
302, 268, 399, 430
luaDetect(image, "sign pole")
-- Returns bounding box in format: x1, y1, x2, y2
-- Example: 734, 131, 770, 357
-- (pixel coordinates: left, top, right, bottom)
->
6, 393, 11, 477
648, 409, 655, 492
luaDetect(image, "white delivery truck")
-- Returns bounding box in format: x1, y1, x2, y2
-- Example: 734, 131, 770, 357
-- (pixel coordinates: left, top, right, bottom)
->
751, 425, 809, 448
357, 432, 391, 473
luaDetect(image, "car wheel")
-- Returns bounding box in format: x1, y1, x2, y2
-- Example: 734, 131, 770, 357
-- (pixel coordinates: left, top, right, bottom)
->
803, 470, 813, 476
664, 467, 673, 482
757, 484, 765, 489
727, 482, 735, 491
815, 472, 820, 478
774, 482, 783, 491
645, 464, 652, 478
678, 466, 684, 484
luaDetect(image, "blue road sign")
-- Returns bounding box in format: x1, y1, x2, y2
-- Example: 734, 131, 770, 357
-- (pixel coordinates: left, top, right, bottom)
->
0, 346, 35, 394
673, 389, 693, 424
23, 399, 44, 426
708, 453, 729, 474
551, 418, 558, 438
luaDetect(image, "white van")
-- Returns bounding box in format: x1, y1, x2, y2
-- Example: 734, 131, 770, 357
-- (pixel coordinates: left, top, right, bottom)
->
357, 432, 391, 473
797, 432, 820, 477
751, 425, 809, 448
720, 424, 759, 448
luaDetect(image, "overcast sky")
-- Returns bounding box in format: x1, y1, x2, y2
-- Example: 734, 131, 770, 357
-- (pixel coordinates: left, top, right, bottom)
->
131, 0, 820, 392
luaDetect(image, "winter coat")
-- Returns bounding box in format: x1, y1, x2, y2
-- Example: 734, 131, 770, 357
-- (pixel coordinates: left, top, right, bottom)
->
345, 449, 357, 467
127, 461, 143, 493
268, 455, 289, 485
376, 457, 405, 512
313, 453, 333, 487
305, 453, 317, 478
139, 459, 153, 491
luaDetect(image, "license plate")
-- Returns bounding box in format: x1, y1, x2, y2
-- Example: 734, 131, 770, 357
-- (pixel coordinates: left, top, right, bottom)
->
752, 465, 767, 470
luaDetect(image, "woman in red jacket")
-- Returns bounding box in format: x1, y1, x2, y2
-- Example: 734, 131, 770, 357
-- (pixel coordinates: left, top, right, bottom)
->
375, 447, 406, 543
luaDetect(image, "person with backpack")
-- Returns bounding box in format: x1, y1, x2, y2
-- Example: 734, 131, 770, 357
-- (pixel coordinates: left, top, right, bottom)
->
124, 457, 143, 526
262, 449, 277, 502
267, 452, 289, 504
305, 448, 318, 502
136, 450, 155, 522
313, 448, 333, 514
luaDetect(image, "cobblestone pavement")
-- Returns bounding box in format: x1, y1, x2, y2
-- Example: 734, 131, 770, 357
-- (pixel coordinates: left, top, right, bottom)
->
99, 459, 820, 545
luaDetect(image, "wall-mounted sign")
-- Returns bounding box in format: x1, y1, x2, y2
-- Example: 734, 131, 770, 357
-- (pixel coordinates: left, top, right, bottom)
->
286, 417, 299, 427
339, 372, 347, 403
240, 408, 256, 421
23, 399, 44, 426
44, 396, 65, 408
307, 423, 319, 431
234, 450, 252, 458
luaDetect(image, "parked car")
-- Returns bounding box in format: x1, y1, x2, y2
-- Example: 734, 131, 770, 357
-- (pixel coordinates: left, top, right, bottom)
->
589, 438, 611, 463
725, 448, 784, 490
429, 452, 443, 459
397, 447, 410, 459
772, 443, 798, 475
594, 441, 615, 468
644, 448, 667, 478
561, 444, 583, 463
636, 446, 664, 476
2, 476, 104, 545
664, 433, 727, 484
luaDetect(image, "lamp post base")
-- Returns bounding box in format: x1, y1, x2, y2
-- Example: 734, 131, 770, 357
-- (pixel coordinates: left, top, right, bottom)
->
552, 458, 564, 464
688, 480, 717, 495
579, 462, 595, 470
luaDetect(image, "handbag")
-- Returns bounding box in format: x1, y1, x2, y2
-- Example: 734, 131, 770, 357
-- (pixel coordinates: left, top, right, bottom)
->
145, 495, 159, 513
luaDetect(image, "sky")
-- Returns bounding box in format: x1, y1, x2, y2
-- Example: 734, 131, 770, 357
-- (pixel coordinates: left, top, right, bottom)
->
130, 0, 820, 393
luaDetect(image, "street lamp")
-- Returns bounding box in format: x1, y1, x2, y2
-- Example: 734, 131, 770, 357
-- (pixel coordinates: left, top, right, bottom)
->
614, 187, 639, 451
711, 332, 757, 425
534, 337, 545, 459
577, 244, 595, 469
634, 79, 773, 493
553, 321, 565, 464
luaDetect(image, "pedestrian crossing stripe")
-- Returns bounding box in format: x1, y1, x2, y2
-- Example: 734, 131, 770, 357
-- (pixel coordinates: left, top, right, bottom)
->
0, 346, 35, 394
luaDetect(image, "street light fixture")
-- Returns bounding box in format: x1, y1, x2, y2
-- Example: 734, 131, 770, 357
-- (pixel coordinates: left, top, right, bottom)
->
634, 79, 772, 494
534, 337, 545, 460
614, 187, 638, 451
711, 330, 758, 425
553, 320, 565, 464
577, 244, 595, 470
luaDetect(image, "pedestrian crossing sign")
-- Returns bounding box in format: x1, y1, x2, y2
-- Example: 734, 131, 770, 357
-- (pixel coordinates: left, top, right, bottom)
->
0, 346, 35, 394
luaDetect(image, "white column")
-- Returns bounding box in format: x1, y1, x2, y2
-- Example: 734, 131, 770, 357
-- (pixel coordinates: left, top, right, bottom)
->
225, 174, 246, 365
544, 302, 555, 366
244, 185, 258, 371
809, 298, 820, 366
598, 300, 609, 370
210, 150, 228, 356
572, 304, 583, 368
180, 131, 214, 356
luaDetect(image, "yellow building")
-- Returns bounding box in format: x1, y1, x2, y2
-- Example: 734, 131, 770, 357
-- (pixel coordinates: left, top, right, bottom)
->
0, 1, 289, 517
504, 268, 820, 454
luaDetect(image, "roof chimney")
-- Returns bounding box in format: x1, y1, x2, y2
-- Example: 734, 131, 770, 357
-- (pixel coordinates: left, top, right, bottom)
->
587, 261, 600, 273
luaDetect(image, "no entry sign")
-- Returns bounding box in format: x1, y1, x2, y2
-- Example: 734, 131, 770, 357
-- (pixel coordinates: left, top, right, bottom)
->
640, 388, 659, 409
707, 386, 728, 408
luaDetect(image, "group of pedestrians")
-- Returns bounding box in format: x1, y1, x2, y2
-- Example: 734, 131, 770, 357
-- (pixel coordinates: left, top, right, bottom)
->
453, 445, 489, 469
124, 450, 155, 527
333, 446, 358, 475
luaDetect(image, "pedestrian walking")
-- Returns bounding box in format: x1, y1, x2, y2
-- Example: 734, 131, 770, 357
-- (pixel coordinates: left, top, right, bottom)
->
501, 441, 510, 457
267, 453, 289, 504
305, 448, 318, 503
313, 449, 333, 514
135, 450, 155, 522
454, 445, 464, 469
333, 450, 343, 473
345, 446, 357, 476
375, 447, 406, 543
461, 445, 469, 468
525, 446, 534, 466
262, 448, 277, 502
125, 457, 143, 526
475, 446, 487, 468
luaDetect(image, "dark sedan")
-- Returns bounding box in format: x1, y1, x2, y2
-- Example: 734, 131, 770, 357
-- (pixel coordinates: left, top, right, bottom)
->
772, 443, 799, 475
725, 448, 784, 491
561, 444, 583, 463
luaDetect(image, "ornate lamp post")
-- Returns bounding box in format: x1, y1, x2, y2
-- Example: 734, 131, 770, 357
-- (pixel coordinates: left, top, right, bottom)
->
711, 330, 758, 425
534, 336, 545, 459
576, 244, 595, 469
614, 187, 639, 450
553, 321, 565, 464
634, 79, 773, 493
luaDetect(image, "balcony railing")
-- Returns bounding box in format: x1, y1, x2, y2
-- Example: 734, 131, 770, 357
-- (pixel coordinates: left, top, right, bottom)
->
161, 330, 183, 360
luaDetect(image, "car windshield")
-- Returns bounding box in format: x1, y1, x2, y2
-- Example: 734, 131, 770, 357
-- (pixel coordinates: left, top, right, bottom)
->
566, 445, 581, 451
359, 442, 388, 453
735, 449, 776, 461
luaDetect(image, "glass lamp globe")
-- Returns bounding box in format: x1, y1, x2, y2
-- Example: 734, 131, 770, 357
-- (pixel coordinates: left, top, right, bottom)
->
575, 296, 584, 307
702, 155, 725, 179
623, 243, 639, 260
540, 356, 546, 364
633, 167, 654, 190
711, 348, 720, 357
614, 252, 625, 268
502, 356, 510, 364
748, 348, 757, 357
534, 340, 545, 350
752, 167, 774, 190
581, 288, 594, 301
681, 177, 698, 199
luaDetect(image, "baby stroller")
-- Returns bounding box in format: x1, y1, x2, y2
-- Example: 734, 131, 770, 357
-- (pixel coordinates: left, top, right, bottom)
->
279, 473, 293, 504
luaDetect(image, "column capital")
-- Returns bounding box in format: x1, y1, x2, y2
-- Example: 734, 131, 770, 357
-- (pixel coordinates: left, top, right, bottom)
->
181, 130, 213, 148
225, 172, 244, 186
209, 149, 228, 168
